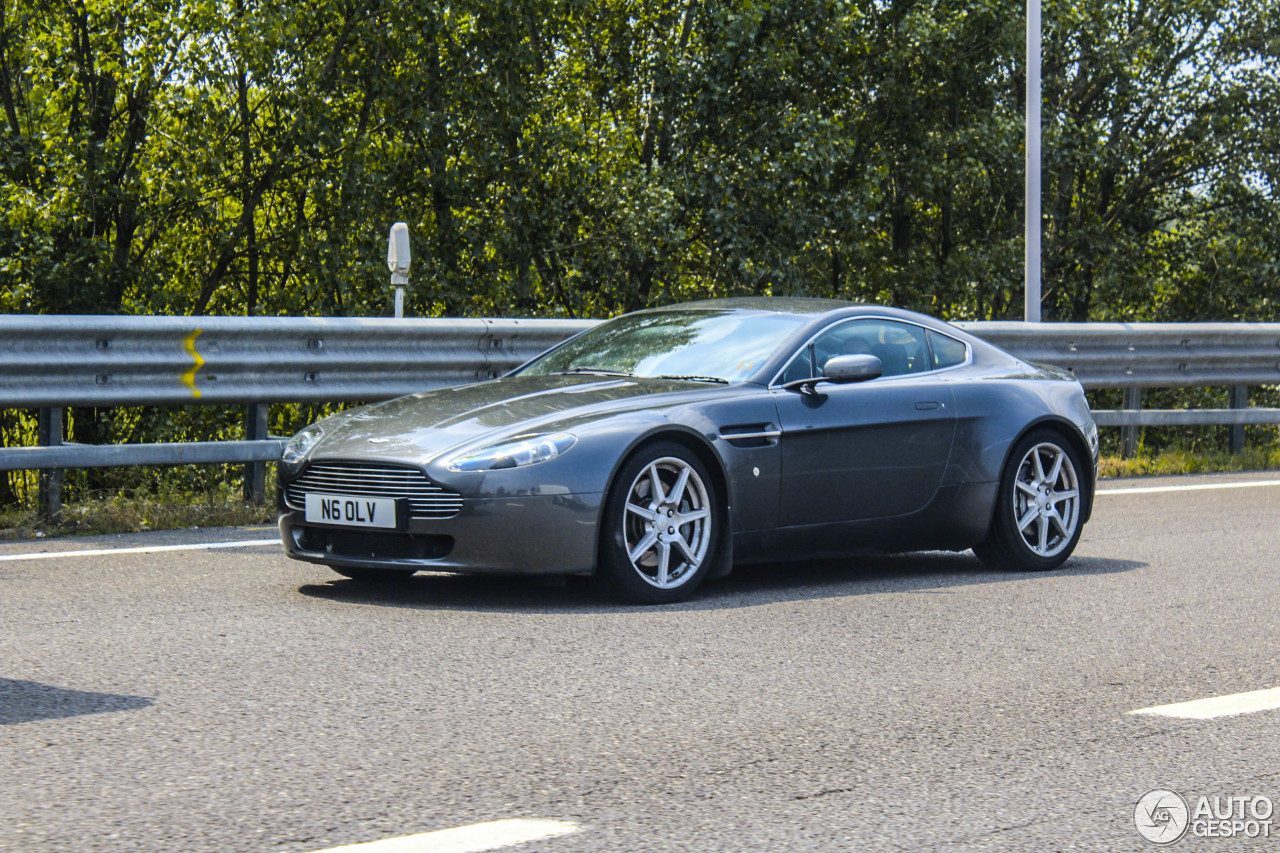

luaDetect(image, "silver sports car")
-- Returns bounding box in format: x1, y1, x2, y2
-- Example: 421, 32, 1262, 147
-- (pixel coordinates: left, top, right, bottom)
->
278, 298, 1098, 603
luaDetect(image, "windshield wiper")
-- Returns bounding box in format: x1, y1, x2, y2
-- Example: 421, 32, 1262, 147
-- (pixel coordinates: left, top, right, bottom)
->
657, 374, 729, 384
554, 366, 636, 377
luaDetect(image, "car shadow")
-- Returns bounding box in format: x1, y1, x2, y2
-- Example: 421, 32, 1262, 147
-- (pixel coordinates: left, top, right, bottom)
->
296, 551, 1145, 614
0, 679, 153, 726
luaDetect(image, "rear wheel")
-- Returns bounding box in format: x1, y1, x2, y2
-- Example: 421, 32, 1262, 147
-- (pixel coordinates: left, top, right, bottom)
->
597, 442, 718, 604
974, 429, 1085, 571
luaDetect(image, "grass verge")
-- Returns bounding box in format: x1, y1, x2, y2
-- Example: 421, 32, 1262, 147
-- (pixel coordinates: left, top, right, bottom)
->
0, 481, 276, 541
1098, 445, 1280, 479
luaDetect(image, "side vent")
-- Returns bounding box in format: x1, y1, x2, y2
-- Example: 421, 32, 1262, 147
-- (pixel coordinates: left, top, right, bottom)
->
717, 424, 781, 448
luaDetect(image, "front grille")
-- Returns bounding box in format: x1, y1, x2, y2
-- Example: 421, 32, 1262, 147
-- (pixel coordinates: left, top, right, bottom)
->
284, 462, 463, 519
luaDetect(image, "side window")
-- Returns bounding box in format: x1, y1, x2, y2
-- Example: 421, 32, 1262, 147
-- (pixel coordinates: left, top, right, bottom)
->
853, 320, 927, 377
778, 318, 930, 382
927, 330, 968, 370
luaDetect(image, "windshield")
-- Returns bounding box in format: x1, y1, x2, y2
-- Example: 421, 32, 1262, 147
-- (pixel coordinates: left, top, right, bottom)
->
516, 309, 809, 383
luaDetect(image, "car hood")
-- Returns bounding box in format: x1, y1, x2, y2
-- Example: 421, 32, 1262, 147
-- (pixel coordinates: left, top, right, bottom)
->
307, 374, 734, 463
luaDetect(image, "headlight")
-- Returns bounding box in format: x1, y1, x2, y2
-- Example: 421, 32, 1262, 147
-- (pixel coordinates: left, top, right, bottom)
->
281, 425, 325, 464
446, 432, 577, 472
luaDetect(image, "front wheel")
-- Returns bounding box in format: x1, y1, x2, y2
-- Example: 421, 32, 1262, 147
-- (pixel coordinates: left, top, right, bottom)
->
597, 442, 719, 604
974, 429, 1085, 571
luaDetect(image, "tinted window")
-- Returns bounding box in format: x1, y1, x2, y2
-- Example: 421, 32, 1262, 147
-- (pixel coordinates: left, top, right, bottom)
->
778, 318, 929, 383
927, 330, 968, 369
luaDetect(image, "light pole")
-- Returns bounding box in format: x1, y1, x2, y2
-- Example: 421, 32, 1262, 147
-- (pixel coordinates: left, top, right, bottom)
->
1025, 0, 1042, 322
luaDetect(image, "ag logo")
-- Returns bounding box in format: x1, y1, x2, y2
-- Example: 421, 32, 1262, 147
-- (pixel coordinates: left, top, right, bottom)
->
1135, 789, 1190, 845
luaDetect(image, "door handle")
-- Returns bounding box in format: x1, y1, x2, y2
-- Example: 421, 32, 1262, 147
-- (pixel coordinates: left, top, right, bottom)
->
914, 401, 941, 411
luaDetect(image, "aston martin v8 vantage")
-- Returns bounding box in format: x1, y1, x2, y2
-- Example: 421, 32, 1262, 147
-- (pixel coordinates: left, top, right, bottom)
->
278, 298, 1098, 603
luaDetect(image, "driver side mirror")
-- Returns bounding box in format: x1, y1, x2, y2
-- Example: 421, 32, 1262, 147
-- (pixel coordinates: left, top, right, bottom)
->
823, 354, 883, 384
781, 353, 883, 395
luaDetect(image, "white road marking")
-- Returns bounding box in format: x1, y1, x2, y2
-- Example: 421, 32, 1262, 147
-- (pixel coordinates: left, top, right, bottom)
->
0, 538, 279, 563
301, 820, 581, 853
1097, 479, 1280, 496
1129, 687, 1280, 720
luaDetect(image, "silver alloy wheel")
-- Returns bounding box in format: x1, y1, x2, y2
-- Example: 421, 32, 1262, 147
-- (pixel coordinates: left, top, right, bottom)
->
1012, 441, 1081, 558
622, 456, 712, 589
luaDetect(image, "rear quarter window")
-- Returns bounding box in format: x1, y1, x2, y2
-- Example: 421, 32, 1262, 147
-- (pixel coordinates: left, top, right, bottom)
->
927, 330, 968, 370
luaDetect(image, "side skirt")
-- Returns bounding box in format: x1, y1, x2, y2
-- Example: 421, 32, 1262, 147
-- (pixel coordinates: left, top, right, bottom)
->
731, 482, 999, 564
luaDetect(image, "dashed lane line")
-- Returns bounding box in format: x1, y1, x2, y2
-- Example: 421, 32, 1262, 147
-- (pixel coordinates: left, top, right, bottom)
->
0, 538, 280, 563
300, 820, 582, 853
1097, 479, 1280, 496
1129, 687, 1280, 720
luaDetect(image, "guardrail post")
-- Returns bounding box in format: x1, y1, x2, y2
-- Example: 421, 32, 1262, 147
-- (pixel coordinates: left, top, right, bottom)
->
1228, 385, 1248, 454
37, 407, 63, 524
243, 404, 269, 504
1121, 388, 1142, 458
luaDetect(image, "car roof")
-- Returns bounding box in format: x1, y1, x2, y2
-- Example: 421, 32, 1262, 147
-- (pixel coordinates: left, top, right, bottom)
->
661, 296, 858, 315
637, 296, 956, 328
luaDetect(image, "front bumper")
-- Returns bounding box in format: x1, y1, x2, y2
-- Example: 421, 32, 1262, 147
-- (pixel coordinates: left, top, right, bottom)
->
279, 490, 603, 575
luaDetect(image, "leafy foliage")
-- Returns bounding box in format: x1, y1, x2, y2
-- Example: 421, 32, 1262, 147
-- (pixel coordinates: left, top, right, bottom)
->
1, 0, 1275, 322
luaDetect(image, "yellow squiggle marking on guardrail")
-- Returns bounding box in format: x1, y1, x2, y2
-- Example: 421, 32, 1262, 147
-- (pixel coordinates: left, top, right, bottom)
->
182, 329, 204, 399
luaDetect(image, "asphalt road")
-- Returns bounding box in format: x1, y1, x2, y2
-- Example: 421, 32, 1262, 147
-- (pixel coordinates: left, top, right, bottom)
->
2, 471, 1279, 853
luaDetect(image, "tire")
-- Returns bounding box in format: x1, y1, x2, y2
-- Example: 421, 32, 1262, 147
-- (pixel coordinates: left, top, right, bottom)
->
973, 428, 1086, 571
596, 442, 720, 604
331, 567, 416, 583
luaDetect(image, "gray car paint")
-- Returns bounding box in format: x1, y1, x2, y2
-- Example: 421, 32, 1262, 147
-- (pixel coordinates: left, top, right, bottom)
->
278, 298, 1098, 577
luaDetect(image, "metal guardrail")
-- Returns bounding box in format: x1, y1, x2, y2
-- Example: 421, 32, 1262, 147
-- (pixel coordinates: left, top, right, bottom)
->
0, 440, 288, 470
2, 316, 1279, 476
965, 322, 1280, 389
3, 316, 1278, 404
0, 315, 592, 408
1090, 409, 1280, 426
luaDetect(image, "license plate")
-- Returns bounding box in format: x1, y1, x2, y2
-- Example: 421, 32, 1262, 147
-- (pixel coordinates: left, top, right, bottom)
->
304, 493, 398, 529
